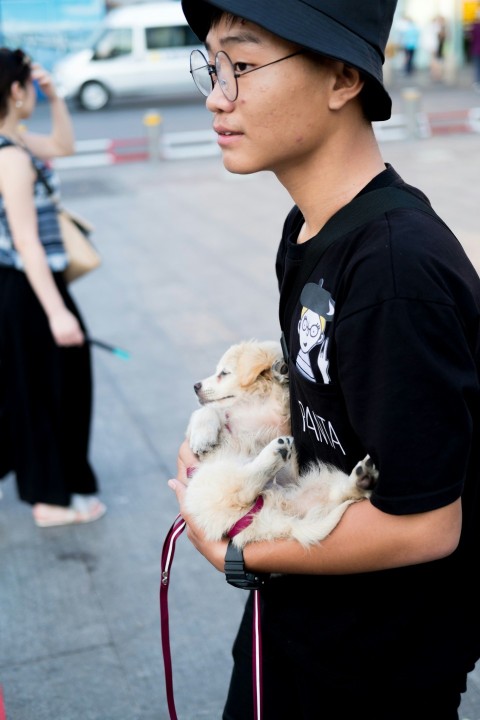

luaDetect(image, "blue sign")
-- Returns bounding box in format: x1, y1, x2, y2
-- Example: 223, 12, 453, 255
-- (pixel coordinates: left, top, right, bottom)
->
0, 0, 106, 70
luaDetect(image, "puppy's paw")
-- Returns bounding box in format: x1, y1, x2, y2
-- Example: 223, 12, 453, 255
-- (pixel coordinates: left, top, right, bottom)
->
187, 407, 222, 455
254, 436, 294, 474
189, 434, 218, 456
271, 436, 294, 462
352, 455, 379, 491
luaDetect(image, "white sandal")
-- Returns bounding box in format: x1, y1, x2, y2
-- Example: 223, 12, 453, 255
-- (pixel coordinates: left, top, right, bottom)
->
33, 495, 106, 528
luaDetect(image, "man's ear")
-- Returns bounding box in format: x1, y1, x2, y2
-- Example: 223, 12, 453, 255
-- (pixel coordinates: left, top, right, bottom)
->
329, 62, 365, 111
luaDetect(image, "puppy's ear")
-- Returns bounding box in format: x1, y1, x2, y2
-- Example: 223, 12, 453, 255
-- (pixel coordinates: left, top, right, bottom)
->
236, 345, 276, 387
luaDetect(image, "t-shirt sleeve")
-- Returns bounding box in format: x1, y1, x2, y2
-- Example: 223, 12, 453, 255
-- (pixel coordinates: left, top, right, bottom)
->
335, 296, 476, 515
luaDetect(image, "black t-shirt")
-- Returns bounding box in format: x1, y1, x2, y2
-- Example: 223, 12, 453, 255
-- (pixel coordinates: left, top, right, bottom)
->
266, 165, 480, 688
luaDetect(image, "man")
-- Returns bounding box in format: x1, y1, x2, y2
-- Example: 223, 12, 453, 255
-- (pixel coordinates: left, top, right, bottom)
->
168, 1, 480, 717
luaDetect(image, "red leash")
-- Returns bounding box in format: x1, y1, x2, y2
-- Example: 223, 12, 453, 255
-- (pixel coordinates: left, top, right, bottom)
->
160, 499, 265, 720
160, 513, 187, 720
227, 496, 265, 720
252, 588, 263, 720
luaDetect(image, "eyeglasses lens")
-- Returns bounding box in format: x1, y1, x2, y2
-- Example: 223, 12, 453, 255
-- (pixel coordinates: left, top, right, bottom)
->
190, 50, 213, 97
215, 51, 237, 101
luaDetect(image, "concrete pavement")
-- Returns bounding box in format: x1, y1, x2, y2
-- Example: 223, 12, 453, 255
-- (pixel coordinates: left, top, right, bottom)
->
1, 77, 480, 720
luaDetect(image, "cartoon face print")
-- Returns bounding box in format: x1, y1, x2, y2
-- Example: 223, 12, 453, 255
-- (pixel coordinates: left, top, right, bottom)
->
296, 280, 335, 384
298, 308, 325, 353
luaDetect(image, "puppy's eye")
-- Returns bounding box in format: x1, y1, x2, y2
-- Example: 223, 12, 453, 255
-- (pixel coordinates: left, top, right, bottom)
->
218, 370, 230, 378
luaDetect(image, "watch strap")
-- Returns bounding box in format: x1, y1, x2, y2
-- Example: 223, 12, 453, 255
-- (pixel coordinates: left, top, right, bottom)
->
224, 539, 270, 590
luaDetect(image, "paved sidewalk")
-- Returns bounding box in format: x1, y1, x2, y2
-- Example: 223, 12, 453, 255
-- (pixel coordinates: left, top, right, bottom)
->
1, 78, 480, 720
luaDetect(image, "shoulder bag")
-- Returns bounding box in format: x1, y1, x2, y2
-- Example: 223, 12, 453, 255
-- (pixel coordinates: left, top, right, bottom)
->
0, 137, 101, 283
35, 164, 101, 283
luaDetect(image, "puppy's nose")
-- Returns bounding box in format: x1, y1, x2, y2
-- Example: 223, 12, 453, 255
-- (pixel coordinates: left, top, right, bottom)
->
194, 382, 202, 395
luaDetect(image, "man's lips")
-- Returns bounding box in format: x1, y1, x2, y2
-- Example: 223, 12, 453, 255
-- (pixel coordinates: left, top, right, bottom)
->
214, 125, 242, 137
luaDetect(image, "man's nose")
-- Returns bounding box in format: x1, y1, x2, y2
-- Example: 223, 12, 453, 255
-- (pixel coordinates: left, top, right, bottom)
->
206, 80, 234, 112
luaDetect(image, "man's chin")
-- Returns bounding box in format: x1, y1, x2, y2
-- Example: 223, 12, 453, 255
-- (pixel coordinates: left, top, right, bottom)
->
222, 156, 264, 176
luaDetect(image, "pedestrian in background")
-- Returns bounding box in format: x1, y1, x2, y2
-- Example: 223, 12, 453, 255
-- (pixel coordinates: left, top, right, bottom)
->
471, 9, 480, 90
0, 48, 105, 527
426, 14, 448, 82
401, 15, 420, 75
169, 1, 480, 718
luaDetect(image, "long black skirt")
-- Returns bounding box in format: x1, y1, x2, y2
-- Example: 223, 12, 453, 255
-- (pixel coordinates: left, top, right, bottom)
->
0, 266, 98, 505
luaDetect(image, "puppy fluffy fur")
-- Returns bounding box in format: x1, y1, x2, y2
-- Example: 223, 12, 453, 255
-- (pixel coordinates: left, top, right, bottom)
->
184, 340, 377, 549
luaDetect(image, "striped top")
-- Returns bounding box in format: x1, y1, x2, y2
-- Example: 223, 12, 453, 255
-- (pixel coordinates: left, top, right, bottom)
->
0, 135, 68, 272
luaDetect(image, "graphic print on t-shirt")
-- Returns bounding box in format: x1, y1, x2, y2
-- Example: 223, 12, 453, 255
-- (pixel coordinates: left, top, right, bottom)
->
296, 279, 335, 384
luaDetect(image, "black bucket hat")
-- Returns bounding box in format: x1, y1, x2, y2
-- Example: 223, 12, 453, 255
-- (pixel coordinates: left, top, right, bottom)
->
181, 0, 397, 121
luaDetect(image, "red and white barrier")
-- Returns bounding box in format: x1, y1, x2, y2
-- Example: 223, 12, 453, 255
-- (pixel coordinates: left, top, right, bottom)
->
53, 110, 480, 169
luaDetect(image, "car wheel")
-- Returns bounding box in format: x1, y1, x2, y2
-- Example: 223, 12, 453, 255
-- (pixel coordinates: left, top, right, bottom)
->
78, 81, 111, 111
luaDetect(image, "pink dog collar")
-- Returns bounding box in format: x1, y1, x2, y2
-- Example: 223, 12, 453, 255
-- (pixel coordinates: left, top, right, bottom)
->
227, 495, 264, 538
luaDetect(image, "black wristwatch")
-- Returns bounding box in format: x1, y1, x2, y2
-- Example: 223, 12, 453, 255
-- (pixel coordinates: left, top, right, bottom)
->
224, 539, 270, 590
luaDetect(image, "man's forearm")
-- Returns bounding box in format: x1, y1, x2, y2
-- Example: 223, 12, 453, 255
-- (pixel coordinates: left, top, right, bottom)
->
243, 497, 462, 576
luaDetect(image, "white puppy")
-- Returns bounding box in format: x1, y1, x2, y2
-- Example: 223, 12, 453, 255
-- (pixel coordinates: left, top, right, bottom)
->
184, 340, 377, 548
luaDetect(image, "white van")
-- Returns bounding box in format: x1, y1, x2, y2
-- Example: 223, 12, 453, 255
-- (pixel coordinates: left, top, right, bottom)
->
53, 2, 202, 110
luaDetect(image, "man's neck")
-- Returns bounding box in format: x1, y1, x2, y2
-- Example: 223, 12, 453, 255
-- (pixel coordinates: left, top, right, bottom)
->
278, 122, 385, 243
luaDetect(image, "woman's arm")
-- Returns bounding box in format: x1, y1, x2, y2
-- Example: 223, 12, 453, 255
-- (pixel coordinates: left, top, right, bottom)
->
169, 439, 462, 575
0, 147, 83, 346
22, 64, 75, 159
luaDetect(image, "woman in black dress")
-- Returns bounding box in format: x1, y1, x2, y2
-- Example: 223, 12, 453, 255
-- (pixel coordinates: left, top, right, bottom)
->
0, 48, 105, 526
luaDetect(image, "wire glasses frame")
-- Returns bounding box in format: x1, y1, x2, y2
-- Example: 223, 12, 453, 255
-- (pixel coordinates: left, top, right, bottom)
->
189, 49, 303, 102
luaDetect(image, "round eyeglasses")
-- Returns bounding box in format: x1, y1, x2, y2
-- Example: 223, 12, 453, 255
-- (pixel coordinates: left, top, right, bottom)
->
301, 317, 320, 338
189, 49, 303, 102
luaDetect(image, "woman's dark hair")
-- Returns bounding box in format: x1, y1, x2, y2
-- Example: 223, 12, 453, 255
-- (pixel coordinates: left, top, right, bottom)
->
0, 48, 32, 119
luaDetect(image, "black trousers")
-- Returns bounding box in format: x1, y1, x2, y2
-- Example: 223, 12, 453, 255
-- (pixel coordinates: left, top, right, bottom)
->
223, 593, 466, 720
0, 267, 97, 505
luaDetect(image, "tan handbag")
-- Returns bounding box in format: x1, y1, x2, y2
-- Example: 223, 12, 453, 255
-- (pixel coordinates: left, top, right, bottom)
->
28, 152, 101, 283
57, 207, 101, 283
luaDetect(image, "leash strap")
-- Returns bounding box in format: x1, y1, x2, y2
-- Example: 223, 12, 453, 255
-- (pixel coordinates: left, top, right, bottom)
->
228, 496, 265, 538
160, 500, 265, 720
226, 498, 266, 720
252, 589, 263, 720
160, 513, 187, 720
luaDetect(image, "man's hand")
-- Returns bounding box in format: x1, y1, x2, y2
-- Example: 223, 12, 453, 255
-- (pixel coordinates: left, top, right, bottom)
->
169, 439, 228, 572
176, 438, 199, 482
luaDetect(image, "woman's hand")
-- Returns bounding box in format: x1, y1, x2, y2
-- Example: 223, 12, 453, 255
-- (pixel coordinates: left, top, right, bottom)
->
31, 64, 58, 101
169, 439, 228, 572
23, 62, 75, 158
48, 307, 84, 346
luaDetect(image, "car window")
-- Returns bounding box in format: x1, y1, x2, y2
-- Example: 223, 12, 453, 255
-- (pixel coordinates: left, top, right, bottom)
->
93, 28, 133, 60
145, 25, 199, 50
